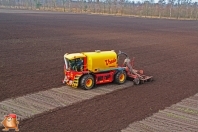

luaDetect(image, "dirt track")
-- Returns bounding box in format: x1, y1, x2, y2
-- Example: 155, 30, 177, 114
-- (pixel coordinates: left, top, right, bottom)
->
0, 8, 198, 131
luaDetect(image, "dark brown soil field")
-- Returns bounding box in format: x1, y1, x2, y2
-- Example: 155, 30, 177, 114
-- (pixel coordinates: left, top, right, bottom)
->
0, 8, 198, 132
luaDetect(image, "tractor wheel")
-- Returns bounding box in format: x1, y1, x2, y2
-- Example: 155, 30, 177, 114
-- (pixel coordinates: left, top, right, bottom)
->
80, 75, 95, 90
148, 77, 153, 82
140, 80, 145, 84
115, 71, 127, 84
134, 78, 140, 85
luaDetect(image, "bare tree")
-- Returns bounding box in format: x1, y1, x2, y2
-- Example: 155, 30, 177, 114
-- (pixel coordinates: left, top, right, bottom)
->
119, 0, 125, 15
176, 0, 181, 19
111, 0, 117, 14
52, 0, 56, 9
158, 0, 165, 18
62, 0, 66, 12
168, 0, 176, 18
129, 1, 135, 16
185, 0, 192, 18
143, 0, 150, 17
149, 0, 154, 17
195, 2, 198, 20
106, 0, 112, 14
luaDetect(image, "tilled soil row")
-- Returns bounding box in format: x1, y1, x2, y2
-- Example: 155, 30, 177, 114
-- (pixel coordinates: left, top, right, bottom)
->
121, 93, 198, 132
0, 81, 132, 121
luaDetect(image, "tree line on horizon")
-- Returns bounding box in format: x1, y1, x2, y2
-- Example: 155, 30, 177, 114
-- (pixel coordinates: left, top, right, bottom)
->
1, 0, 198, 20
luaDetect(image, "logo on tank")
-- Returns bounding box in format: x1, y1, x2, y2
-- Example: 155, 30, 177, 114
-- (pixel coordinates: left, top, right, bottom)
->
105, 58, 116, 65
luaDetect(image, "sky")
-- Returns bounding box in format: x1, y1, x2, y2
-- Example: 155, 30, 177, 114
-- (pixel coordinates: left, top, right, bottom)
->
135, 0, 198, 3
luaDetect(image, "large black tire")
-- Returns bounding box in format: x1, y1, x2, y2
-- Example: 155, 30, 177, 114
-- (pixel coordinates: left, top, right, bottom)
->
114, 71, 127, 84
80, 74, 95, 90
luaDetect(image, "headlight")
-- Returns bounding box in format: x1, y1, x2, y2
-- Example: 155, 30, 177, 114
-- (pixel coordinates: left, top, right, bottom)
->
69, 80, 73, 85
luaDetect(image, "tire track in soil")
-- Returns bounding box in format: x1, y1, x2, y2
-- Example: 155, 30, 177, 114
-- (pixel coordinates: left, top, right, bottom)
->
121, 93, 198, 132
0, 81, 133, 121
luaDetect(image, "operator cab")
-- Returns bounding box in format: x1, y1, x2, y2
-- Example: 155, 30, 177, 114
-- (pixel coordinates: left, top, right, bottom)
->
64, 53, 86, 72
64, 57, 84, 72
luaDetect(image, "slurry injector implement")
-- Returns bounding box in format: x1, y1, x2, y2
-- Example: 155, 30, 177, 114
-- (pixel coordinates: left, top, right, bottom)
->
62, 50, 153, 90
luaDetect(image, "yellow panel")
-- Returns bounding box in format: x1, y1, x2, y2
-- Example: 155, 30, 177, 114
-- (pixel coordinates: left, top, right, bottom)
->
64, 53, 86, 60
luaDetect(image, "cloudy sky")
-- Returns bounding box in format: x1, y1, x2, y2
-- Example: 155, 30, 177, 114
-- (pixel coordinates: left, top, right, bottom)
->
135, 0, 198, 3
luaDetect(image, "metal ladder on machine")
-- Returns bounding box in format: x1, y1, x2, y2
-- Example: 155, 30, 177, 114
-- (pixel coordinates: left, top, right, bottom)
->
72, 75, 81, 88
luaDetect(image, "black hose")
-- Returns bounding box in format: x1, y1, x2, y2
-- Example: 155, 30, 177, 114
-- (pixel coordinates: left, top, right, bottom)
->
117, 50, 128, 60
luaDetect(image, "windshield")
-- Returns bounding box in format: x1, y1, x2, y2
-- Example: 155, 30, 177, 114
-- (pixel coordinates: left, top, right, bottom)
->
64, 58, 83, 71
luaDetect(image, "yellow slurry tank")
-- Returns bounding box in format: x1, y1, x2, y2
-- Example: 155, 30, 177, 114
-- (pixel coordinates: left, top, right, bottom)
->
83, 50, 118, 72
